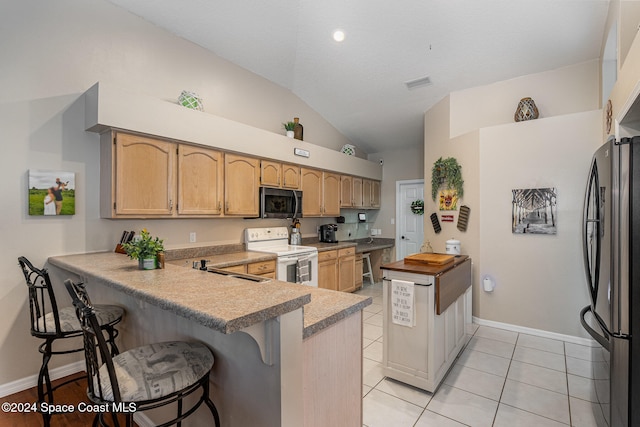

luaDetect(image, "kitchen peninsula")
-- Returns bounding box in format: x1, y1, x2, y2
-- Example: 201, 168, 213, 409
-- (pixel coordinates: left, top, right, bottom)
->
47, 252, 371, 427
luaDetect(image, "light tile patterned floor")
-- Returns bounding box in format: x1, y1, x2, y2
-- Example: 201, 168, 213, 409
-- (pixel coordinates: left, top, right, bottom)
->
355, 282, 610, 427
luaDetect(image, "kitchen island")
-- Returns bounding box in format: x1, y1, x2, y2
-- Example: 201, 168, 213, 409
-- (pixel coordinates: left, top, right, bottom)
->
47, 252, 371, 427
381, 255, 472, 393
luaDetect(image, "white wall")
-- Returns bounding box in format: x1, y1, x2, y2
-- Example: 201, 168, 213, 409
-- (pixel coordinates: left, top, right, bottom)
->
424, 61, 602, 337
0, 0, 370, 387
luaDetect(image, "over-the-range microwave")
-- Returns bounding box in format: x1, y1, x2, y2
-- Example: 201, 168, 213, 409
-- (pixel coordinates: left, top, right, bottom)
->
259, 187, 302, 219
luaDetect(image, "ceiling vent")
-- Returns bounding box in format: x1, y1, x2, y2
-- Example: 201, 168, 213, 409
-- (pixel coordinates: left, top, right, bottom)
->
404, 75, 432, 90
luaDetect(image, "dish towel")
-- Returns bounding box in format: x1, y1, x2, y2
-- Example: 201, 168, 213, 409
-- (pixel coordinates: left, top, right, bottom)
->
391, 279, 415, 327
296, 256, 310, 283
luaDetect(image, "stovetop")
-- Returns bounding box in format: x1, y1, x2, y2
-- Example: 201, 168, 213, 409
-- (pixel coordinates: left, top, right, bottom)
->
245, 226, 317, 256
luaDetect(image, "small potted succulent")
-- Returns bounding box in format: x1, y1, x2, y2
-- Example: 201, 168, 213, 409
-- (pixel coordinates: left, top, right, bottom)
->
283, 121, 296, 138
121, 228, 164, 270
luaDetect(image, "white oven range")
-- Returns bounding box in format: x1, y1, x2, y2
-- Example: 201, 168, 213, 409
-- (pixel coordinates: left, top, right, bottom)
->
245, 227, 318, 287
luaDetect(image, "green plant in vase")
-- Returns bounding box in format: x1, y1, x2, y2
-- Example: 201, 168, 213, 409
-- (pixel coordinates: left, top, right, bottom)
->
121, 228, 164, 269
283, 121, 296, 138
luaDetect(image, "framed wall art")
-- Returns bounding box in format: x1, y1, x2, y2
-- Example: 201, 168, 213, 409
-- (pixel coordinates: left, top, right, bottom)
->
28, 170, 76, 216
512, 187, 556, 234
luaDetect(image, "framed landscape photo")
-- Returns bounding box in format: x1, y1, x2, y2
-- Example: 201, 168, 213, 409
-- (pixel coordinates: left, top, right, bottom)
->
28, 170, 76, 216
512, 187, 557, 234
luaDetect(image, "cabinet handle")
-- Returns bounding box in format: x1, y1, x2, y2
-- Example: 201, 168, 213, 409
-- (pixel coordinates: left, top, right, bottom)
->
169, 199, 173, 212
218, 201, 222, 211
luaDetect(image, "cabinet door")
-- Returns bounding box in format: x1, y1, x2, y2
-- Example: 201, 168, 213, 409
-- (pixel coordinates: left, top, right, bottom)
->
353, 178, 363, 207
178, 145, 223, 215
114, 132, 175, 216
261, 160, 281, 187
225, 153, 260, 216
370, 180, 381, 208
338, 248, 356, 293
318, 250, 338, 291
301, 168, 323, 217
281, 163, 300, 189
323, 172, 341, 216
340, 175, 353, 207
362, 180, 371, 207
355, 254, 363, 290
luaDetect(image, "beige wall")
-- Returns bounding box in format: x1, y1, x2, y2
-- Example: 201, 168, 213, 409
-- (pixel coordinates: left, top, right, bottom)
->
0, 0, 377, 388
367, 145, 425, 238
424, 61, 603, 337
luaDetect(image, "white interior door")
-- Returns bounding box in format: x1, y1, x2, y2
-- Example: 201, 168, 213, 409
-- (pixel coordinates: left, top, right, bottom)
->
396, 180, 424, 260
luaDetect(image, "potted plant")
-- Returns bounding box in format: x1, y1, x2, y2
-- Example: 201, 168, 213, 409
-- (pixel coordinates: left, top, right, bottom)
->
283, 121, 296, 138
121, 228, 164, 270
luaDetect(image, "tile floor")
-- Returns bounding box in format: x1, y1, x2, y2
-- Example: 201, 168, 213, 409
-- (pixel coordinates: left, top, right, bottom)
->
355, 282, 610, 427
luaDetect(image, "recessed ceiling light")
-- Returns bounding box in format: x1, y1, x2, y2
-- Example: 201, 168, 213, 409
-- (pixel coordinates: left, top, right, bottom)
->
333, 30, 345, 42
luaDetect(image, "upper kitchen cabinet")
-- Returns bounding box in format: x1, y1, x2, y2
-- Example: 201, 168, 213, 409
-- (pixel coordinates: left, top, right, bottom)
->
261, 160, 300, 189
301, 168, 340, 217
177, 145, 224, 215
340, 175, 363, 208
225, 153, 260, 216
369, 180, 381, 208
101, 132, 175, 218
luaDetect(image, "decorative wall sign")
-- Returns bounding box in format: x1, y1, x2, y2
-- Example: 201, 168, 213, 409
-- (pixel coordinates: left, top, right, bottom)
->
439, 189, 458, 211
28, 170, 76, 216
512, 187, 557, 234
441, 214, 454, 222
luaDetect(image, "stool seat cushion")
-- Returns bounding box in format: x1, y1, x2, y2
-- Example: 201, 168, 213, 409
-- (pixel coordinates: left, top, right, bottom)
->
36, 305, 124, 333
95, 341, 214, 402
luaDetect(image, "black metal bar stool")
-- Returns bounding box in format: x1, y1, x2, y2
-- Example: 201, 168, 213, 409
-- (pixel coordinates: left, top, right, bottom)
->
64, 279, 221, 427
18, 256, 124, 427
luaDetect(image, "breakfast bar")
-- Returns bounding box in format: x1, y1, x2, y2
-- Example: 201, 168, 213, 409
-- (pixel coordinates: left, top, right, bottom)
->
47, 252, 371, 427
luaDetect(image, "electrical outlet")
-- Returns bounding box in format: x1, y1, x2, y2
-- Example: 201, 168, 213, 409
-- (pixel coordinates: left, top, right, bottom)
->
189, 232, 196, 243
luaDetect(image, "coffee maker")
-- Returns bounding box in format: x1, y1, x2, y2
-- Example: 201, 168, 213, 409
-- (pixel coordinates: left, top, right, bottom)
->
319, 224, 338, 243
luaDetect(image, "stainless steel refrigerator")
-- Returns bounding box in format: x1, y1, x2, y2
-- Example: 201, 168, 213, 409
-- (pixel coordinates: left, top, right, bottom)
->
581, 136, 640, 427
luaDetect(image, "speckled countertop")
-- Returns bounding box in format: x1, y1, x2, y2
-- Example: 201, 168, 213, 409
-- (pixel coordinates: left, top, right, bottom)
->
48, 252, 371, 339
305, 238, 395, 253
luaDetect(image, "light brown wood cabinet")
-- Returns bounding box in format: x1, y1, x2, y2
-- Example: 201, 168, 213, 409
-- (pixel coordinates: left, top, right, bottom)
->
318, 250, 338, 291
219, 260, 276, 279
178, 144, 224, 215
301, 168, 340, 217
340, 175, 353, 207
224, 153, 260, 216
369, 180, 381, 208
318, 248, 356, 293
355, 253, 363, 291
343, 176, 377, 209
261, 160, 300, 189
103, 132, 175, 217
338, 247, 356, 293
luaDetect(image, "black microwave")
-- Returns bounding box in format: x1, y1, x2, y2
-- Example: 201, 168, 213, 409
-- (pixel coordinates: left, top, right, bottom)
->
259, 187, 302, 219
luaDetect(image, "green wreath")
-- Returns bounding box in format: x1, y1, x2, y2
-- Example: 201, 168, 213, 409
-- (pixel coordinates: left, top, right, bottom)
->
410, 199, 424, 215
431, 157, 464, 201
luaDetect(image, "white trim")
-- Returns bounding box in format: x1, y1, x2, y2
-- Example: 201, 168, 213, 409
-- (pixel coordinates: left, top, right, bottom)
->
472, 316, 597, 347
0, 360, 84, 398
395, 179, 425, 260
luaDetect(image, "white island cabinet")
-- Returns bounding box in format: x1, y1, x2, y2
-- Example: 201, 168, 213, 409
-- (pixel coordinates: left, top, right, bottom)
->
381, 256, 472, 393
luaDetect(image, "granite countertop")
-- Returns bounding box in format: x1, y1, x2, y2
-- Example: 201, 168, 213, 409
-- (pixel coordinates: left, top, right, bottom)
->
306, 238, 395, 254
48, 252, 371, 339
167, 251, 276, 269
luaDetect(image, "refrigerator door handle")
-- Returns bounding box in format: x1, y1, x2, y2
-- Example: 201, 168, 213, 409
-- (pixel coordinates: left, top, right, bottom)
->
580, 305, 610, 350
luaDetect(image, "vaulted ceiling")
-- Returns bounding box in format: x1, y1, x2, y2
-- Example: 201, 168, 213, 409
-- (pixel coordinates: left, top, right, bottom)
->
107, 0, 609, 154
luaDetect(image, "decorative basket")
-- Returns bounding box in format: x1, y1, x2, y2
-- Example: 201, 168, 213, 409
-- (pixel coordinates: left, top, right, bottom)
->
514, 97, 538, 122
178, 91, 203, 111
340, 144, 355, 156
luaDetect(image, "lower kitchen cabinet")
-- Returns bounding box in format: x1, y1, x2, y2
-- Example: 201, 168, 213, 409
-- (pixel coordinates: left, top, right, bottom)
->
355, 254, 363, 290
318, 248, 357, 292
220, 260, 276, 279
318, 250, 338, 291
338, 247, 356, 293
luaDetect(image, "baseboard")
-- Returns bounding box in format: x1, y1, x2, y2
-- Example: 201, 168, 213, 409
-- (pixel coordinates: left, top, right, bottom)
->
0, 360, 85, 398
472, 316, 597, 347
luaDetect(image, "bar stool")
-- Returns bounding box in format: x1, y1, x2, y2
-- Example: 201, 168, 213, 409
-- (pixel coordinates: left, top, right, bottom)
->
18, 256, 124, 427
65, 279, 221, 427
362, 253, 375, 285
